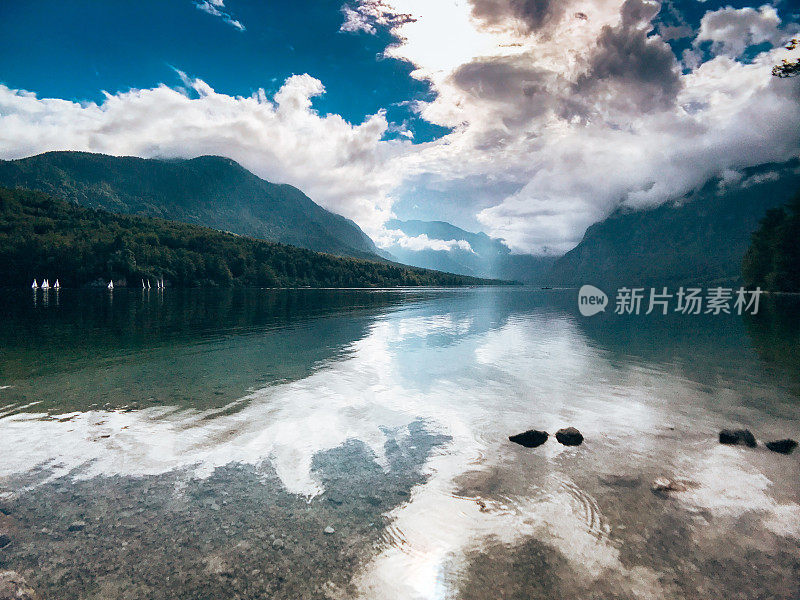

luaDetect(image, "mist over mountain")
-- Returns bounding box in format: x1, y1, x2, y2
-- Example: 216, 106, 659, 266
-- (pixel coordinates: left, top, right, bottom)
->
0, 152, 383, 260
383, 219, 555, 283
546, 160, 800, 288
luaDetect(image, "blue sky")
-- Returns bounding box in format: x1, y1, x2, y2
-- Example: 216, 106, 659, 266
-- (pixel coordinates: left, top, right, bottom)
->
0, 1, 798, 253
0, 0, 447, 142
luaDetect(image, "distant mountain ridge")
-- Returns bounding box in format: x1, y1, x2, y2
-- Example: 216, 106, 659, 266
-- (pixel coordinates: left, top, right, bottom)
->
384, 218, 555, 283
546, 160, 800, 287
0, 151, 382, 260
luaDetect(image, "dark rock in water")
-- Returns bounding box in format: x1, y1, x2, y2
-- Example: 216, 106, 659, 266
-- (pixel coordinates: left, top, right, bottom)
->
719, 429, 757, 447
0, 571, 40, 600
766, 439, 798, 455
737, 429, 757, 448
555, 427, 583, 446
509, 430, 549, 448
0, 534, 10, 549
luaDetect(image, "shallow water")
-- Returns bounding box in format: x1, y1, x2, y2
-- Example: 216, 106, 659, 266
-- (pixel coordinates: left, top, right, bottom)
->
0, 287, 799, 599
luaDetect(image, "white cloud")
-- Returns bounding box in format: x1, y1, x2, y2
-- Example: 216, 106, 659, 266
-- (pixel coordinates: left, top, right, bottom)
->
339, 1, 415, 35
473, 51, 800, 252
194, 0, 245, 31
376, 228, 474, 252
0, 74, 409, 237
695, 5, 788, 57
341, 5, 378, 34
344, 0, 800, 253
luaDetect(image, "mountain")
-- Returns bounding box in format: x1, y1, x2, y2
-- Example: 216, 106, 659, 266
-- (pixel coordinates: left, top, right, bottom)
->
0, 186, 505, 288
0, 151, 382, 260
383, 219, 555, 283
547, 161, 800, 288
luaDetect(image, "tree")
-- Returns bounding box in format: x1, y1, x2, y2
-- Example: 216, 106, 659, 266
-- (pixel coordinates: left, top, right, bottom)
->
772, 38, 799, 78
743, 193, 800, 291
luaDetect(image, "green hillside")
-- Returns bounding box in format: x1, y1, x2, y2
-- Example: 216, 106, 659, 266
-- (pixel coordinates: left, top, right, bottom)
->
547, 161, 800, 287
0, 187, 504, 288
0, 151, 383, 259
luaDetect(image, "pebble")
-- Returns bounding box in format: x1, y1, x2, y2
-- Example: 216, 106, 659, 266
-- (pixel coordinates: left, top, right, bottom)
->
0, 570, 40, 600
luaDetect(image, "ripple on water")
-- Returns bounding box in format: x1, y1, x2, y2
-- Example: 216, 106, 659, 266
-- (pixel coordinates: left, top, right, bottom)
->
558, 480, 611, 541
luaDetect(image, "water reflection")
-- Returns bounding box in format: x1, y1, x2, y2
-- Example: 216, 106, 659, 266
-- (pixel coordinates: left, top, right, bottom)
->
0, 288, 798, 599
0, 288, 442, 413
744, 294, 800, 393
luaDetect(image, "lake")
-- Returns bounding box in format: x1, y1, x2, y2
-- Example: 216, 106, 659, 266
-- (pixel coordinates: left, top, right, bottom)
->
1, 287, 799, 599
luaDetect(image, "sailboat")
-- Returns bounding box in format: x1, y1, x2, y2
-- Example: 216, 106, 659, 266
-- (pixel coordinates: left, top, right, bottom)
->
107, 280, 114, 290
142, 279, 146, 289
53, 279, 60, 290
41, 279, 50, 290
31, 279, 38, 290
147, 280, 151, 290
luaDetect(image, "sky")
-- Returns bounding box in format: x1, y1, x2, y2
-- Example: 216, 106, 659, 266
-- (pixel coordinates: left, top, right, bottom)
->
0, 0, 799, 255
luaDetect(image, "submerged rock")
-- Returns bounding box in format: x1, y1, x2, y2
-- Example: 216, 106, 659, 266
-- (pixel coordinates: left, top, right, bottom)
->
651, 477, 687, 495
765, 439, 798, 455
555, 427, 583, 446
509, 430, 548, 448
599, 474, 642, 488
719, 429, 757, 448
324, 526, 335, 535
0, 571, 40, 600
0, 534, 10, 549
67, 520, 86, 532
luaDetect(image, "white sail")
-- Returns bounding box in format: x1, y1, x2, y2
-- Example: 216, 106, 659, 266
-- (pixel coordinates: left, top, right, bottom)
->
31, 279, 38, 289
42, 279, 49, 290
53, 279, 60, 289
107, 280, 114, 290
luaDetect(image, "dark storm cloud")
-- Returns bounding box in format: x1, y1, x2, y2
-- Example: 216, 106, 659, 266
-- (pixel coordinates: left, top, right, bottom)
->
470, 0, 573, 33
452, 58, 552, 105
449, 54, 595, 133
452, 0, 681, 122
575, 0, 682, 113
